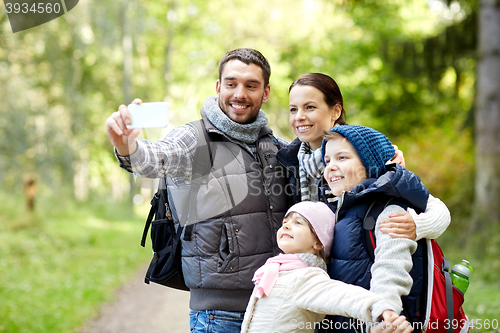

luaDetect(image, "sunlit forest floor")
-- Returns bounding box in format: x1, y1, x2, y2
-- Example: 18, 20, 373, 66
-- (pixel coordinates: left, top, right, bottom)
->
0, 191, 151, 333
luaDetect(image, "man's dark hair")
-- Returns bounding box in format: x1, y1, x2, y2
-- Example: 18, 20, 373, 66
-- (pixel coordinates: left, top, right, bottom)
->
218, 48, 271, 87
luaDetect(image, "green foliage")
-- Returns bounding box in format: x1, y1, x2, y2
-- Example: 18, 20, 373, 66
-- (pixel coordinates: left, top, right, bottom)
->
438, 220, 500, 331
464, 281, 500, 332
0, 191, 150, 333
395, 125, 475, 222
0, 0, 478, 201
2, 1, 497, 330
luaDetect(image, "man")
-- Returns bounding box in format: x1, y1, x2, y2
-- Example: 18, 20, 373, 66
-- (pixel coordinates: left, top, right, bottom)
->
105, 48, 290, 332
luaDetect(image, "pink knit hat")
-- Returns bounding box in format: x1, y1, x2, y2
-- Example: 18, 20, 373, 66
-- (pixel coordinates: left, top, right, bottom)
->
285, 201, 336, 258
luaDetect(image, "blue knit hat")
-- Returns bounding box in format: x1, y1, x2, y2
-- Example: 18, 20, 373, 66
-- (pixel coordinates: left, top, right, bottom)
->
321, 125, 395, 178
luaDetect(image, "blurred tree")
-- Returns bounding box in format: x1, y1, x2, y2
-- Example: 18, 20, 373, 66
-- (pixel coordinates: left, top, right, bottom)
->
335, 0, 478, 218
0, 0, 478, 215
121, 1, 135, 204
474, 0, 500, 227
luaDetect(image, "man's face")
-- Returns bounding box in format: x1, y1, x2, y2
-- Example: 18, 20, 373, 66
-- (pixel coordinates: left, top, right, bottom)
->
216, 59, 270, 124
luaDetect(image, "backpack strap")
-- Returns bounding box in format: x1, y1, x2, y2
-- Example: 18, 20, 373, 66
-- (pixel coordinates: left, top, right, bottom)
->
141, 190, 160, 248
141, 177, 170, 248
182, 119, 214, 241
141, 119, 214, 246
362, 198, 394, 261
442, 257, 454, 333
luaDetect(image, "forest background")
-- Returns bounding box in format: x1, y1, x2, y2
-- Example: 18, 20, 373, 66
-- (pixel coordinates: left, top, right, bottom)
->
1, 0, 500, 332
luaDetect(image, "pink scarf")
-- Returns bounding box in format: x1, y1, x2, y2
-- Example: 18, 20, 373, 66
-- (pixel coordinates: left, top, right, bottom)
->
252, 254, 309, 298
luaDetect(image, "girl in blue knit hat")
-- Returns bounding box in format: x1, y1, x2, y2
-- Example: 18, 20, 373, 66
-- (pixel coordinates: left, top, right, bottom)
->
320, 125, 430, 333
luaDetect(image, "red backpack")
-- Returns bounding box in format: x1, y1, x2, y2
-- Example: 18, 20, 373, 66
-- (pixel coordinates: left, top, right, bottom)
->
363, 200, 469, 333
424, 239, 469, 333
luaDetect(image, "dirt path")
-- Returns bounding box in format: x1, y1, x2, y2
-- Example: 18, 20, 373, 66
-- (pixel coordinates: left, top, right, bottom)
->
80, 264, 190, 333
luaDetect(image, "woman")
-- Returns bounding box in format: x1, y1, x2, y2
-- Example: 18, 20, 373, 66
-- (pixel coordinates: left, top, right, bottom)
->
277, 73, 345, 204
275, 73, 450, 333
276, 73, 450, 241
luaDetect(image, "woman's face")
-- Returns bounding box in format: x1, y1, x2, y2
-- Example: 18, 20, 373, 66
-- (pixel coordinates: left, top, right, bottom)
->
289, 85, 341, 150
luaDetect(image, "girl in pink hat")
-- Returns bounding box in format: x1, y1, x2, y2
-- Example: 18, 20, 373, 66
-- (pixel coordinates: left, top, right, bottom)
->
241, 201, 413, 333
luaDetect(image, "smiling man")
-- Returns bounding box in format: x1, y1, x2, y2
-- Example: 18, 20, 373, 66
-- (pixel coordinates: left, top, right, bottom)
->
216, 54, 270, 124
105, 48, 290, 333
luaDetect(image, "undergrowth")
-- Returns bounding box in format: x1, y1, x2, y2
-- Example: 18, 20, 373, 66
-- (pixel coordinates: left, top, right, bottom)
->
0, 191, 150, 333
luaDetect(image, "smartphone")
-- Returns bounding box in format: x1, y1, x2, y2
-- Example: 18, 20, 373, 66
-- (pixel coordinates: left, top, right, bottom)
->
126, 102, 169, 129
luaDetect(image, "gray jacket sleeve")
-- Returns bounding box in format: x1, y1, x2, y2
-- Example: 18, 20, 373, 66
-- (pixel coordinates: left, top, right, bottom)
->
370, 205, 417, 319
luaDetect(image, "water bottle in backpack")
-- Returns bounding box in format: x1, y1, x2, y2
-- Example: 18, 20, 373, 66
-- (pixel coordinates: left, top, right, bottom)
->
450, 260, 472, 295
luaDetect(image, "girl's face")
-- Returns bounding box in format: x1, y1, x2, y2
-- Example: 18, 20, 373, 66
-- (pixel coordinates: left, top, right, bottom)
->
277, 213, 323, 255
323, 137, 368, 197
289, 85, 341, 150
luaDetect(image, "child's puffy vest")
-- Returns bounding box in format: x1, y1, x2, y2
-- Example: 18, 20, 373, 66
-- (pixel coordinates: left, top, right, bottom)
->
323, 195, 469, 333
323, 199, 425, 333
319, 164, 431, 333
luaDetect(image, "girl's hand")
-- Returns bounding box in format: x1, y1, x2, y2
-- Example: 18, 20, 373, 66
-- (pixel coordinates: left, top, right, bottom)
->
378, 211, 417, 240
370, 312, 413, 333
381, 310, 399, 322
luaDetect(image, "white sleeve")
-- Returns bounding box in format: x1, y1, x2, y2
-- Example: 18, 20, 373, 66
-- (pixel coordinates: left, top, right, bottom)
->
294, 268, 392, 323
370, 205, 417, 319
408, 194, 451, 241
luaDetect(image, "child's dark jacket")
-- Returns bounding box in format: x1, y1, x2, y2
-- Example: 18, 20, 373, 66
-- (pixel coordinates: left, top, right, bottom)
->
322, 163, 429, 333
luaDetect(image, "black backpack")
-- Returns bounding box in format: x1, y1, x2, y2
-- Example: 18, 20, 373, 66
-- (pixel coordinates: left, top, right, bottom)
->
140, 119, 213, 290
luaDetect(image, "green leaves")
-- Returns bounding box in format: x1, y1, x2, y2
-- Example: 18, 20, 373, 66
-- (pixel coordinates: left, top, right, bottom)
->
1, 0, 476, 206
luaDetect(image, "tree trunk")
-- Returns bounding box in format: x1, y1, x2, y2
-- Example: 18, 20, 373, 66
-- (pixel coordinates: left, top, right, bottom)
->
122, 3, 135, 205
474, 0, 500, 226
23, 174, 37, 212
163, 0, 177, 98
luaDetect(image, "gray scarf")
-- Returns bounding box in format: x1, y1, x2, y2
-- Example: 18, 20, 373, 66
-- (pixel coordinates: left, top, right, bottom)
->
295, 253, 327, 271
297, 142, 324, 202
204, 96, 268, 144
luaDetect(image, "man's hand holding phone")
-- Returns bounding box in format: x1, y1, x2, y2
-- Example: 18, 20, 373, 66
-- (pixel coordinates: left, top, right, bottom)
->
105, 99, 169, 156
106, 98, 142, 156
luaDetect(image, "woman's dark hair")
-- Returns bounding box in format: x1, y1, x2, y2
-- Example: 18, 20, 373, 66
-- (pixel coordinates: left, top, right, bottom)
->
289, 73, 346, 125
218, 48, 271, 87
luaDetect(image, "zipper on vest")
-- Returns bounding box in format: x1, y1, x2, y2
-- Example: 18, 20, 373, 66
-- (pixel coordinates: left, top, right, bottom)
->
256, 147, 278, 254
280, 162, 298, 181
335, 192, 346, 222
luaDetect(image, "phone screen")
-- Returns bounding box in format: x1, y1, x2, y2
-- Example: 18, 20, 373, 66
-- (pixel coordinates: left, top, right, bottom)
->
126, 102, 170, 129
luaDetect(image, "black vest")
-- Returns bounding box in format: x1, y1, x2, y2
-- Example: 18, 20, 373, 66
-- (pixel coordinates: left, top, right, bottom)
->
167, 113, 290, 311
